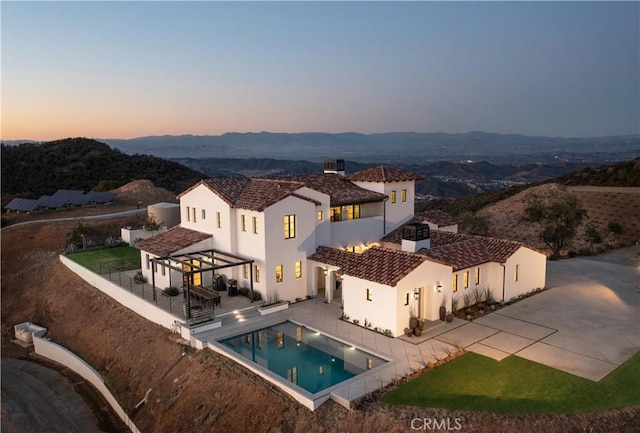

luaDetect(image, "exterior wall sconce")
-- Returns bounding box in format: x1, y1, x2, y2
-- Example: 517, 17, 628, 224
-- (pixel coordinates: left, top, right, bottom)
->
435, 282, 442, 293
413, 289, 419, 300
324, 267, 329, 276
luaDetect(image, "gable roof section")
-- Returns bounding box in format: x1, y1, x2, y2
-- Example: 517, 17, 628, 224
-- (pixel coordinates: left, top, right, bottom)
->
136, 226, 211, 257
272, 174, 386, 206
415, 209, 459, 227
382, 221, 530, 271
180, 178, 312, 212
344, 166, 425, 183
309, 246, 428, 287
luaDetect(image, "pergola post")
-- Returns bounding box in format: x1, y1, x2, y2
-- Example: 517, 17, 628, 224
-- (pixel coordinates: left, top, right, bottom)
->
249, 265, 254, 303
151, 263, 157, 301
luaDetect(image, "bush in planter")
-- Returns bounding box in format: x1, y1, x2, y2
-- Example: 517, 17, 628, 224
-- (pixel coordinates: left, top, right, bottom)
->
164, 286, 180, 297
134, 272, 147, 284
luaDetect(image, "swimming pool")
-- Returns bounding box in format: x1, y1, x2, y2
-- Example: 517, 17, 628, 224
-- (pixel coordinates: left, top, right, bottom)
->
220, 321, 387, 394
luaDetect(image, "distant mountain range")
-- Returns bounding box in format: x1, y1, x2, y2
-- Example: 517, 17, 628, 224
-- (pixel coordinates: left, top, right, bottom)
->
6, 131, 635, 164
99, 131, 639, 164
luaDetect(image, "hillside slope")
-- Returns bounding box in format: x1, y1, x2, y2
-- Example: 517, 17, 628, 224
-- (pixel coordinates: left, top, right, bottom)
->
2, 219, 635, 433
481, 184, 640, 253
1, 138, 206, 198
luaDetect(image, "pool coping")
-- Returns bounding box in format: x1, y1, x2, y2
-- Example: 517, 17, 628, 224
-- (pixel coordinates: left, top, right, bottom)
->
206, 318, 395, 410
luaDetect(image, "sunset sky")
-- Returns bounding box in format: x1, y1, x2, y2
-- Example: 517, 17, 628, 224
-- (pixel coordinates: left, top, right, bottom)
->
2, 1, 639, 141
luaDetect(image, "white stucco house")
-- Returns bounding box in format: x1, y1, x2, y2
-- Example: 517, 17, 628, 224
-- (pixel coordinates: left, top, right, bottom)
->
136, 159, 547, 336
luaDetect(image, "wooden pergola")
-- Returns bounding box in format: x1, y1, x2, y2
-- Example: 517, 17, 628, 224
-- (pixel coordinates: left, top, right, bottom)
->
150, 249, 255, 323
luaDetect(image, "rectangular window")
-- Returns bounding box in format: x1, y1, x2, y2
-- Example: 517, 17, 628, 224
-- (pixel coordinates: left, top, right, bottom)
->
145, 254, 150, 270
255, 265, 260, 283
253, 216, 258, 234
317, 210, 323, 221
241, 215, 247, 232
287, 367, 297, 384
453, 274, 458, 292
405, 293, 410, 306
284, 214, 296, 239
515, 264, 519, 282
192, 207, 197, 223
346, 204, 361, 220
201, 209, 206, 220
216, 212, 221, 228
391, 190, 396, 203
295, 261, 302, 279
464, 271, 469, 288
186, 206, 191, 222
275, 264, 283, 283
330, 206, 342, 222
277, 331, 284, 349
475, 268, 480, 285
243, 263, 249, 279
402, 189, 407, 202
366, 288, 373, 301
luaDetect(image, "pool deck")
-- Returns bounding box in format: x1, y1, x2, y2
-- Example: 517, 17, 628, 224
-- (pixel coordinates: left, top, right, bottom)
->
192, 298, 463, 409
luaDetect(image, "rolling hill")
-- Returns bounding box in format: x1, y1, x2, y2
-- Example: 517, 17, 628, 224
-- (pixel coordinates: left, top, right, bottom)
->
1, 138, 207, 199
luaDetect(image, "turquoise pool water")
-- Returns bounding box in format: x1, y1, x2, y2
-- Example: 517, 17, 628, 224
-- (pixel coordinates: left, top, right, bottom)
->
221, 321, 387, 394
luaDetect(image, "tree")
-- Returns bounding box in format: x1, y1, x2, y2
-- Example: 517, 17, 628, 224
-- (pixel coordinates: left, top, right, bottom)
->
459, 211, 493, 236
522, 189, 586, 258
606, 222, 624, 247
583, 221, 603, 254
142, 214, 162, 235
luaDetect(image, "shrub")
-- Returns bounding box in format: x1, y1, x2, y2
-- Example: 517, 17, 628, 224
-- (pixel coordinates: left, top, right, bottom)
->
340, 312, 350, 321
353, 319, 360, 325
163, 286, 180, 297
462, 292, 473, 308
451, 296, 460, 313
104, 236, 121, 247
133, 271, 147, 284
64, 243, 79, 254
383, 329, 393, 337
252, 291, 262, 302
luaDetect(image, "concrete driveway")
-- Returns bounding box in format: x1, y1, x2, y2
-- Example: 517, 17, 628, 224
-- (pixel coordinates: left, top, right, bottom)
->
435, 246, 640, 381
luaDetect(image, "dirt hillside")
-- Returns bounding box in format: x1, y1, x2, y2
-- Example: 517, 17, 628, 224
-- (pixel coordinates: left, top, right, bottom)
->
2, 203, 638, 432
481, 184, 640, 253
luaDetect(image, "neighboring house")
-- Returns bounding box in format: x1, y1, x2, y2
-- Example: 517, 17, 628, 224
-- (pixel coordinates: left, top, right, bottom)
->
136, 159, 546, 335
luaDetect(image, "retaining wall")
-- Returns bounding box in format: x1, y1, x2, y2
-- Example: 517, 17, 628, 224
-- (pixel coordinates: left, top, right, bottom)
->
33, 336, 141, 433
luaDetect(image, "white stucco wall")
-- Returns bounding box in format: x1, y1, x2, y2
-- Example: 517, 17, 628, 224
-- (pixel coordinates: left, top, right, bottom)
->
503, 247, 547, 301
262, 195, 317, 301
341, 259, 452, 337
329, 216, 385, 249
179, 184, 234, 250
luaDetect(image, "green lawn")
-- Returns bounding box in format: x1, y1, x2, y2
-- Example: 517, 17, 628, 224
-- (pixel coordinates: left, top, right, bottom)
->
382, 352, 640, 413
67, 246, 141, 273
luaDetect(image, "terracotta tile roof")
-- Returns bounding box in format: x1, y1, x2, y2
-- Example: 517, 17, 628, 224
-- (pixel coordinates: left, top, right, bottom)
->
382, 221, 531, 271
415, 210, 459, 227
135, 226, 211, 257
188, 178, 311, 212
269, 174, 387, 206
344, 166, 425, 183
309, 246, 427, 287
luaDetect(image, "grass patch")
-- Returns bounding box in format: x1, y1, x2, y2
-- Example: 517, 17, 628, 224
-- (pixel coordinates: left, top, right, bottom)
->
382, 352, 640, 413
67, 246, 141, 273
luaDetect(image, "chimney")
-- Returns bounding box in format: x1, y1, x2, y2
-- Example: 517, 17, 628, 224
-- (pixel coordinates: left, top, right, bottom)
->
401, 223, 431, 252
323, 159, 345, 176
